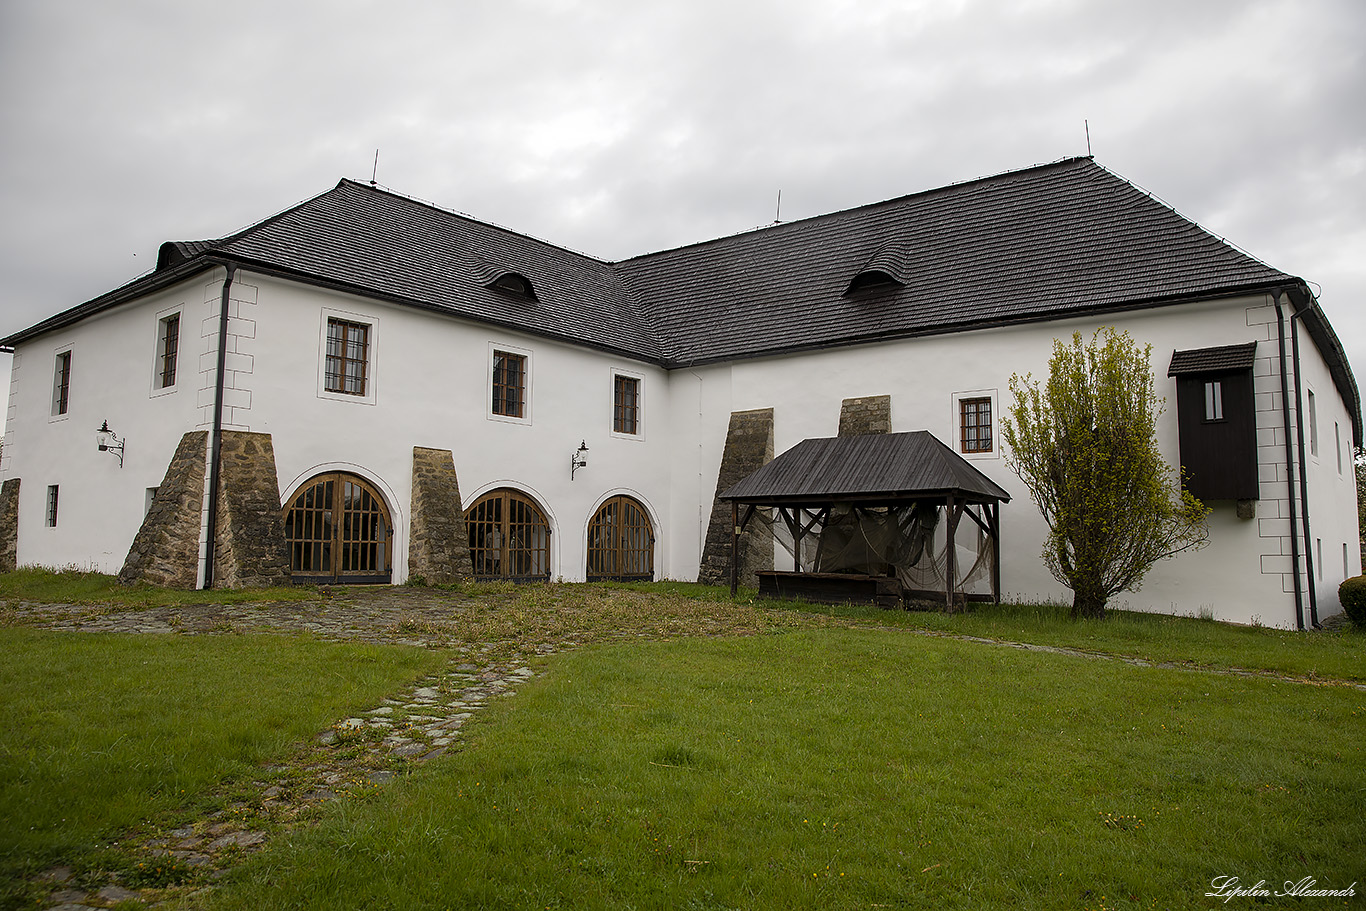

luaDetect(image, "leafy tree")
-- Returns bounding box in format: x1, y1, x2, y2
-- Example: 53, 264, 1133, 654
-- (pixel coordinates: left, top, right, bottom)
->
1002, 329, 1209, 619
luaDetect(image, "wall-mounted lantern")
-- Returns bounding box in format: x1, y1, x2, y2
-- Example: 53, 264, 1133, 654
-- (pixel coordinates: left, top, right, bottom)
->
570, 440, 589, 480
96, 420, 125, 468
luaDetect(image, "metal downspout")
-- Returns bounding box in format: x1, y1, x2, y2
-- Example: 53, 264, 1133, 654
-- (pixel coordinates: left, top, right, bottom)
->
1290, 310, 1321, 627
1275, 295, 1306, 630
202, 264, 235, 590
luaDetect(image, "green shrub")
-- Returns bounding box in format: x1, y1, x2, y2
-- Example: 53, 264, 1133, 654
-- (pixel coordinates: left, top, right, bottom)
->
1337, 575, 1366, 628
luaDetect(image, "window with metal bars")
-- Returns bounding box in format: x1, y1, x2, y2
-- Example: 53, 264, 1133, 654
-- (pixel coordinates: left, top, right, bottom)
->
586, 495, 654, 581
465, 488, 551, 580
158, 313, 180, 388
46, 485, 59, 527
960, 397, 992, 453
282, 472, 391, 583
613, 375, 640, 434
52, 350, 71, 416
324, 318, 369, 396
492, 351, 526, 417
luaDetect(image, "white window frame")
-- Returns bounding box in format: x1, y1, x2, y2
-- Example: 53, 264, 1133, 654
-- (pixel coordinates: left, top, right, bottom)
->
49, 343, 74, 423
150, 305, 183, 397
951, 388, 999, 461
1307, 388, 1318, 459
316, 308, 379, 406
487, 341, 533, 426
609, 367, 646, 441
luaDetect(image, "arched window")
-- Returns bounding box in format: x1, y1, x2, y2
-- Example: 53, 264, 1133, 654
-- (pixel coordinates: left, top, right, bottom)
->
586, 495, 655, 582
465, 488, 552, 581
283, 472, 392, 583
845, 269, 902, 295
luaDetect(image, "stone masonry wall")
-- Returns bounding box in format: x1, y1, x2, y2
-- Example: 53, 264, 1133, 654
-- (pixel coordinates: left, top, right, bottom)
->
0, 478, 19, 573
120, 432, 209, 589
211, 431, 291, 589
409, 446, 475, 583
698, 408, 774, 587
839, 395, 891, 436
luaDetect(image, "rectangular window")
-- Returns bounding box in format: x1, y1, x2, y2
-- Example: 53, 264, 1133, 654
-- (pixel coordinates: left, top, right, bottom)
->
492, 351, 526, 417
1308, 390, 1318, 456
145, 487, 159, 516
158, 313, 180, 388
324, 318, 369, 396
614, 375, 640, 435
46, 485, 59, 527
960, 397, 992, 453
1335, 421, 1342, 474
1345, 542, 1351, 580
52, 350, 71, 416
1203, 380, 1223, 421
1316, 538, 1323, 580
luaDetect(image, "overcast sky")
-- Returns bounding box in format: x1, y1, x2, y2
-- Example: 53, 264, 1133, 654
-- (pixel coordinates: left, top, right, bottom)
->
1, 0, 1362, 432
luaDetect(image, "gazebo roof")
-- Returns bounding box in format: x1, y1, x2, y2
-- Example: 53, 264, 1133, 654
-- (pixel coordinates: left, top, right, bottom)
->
720, 431, 1012, 507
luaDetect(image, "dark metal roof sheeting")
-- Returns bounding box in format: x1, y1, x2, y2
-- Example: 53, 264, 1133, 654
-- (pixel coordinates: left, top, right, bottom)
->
1167, 341, 1259, 376
720, 432, 1012, 505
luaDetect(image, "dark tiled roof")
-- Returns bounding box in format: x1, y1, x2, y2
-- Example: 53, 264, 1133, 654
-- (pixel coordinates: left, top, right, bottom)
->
210, 180, 662, 360
720, 432, 1011, 505
3, 158, 1357, 441
618, 158, 1294, 365
1168, 342, 1259, 376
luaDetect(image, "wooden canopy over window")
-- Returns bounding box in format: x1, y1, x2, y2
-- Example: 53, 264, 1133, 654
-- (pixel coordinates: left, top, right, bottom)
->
720, 431, 1011, 608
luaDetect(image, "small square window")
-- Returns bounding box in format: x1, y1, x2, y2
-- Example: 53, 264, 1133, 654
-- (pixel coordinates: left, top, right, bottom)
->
325, 318, 370, 396
492, 351, 526, 418
960, 397, 992, 453
1203, 381, 1223, 421
146, 487, 159, 516
52, 350, 72, 416
614, 375, 640, 435
46, 485, 59, 527
158, 313, 180, 389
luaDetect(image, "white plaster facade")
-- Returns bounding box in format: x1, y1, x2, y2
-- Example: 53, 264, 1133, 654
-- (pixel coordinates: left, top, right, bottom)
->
2, 265, 1356, 629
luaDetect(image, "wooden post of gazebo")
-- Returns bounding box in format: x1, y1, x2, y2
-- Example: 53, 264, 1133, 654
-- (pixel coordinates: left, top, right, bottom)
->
729, 500, 739, 597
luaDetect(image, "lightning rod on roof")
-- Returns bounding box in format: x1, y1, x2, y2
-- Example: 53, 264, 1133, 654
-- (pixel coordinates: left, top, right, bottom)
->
371, 149, 380, 186
774, 189, 782, 224
1085, 120, 1092, 157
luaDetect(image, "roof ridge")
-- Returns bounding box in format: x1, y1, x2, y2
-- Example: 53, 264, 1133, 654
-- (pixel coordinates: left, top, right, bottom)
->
614, 156, 1098, 265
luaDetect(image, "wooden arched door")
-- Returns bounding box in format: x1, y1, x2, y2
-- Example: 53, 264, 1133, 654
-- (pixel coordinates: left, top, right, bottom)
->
586, 495, 655, 582
464, 488, 552, 581
283, 472, 392, 583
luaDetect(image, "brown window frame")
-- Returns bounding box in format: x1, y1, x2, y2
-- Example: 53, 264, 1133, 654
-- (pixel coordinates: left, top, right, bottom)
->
325, 318, 370, 396
613, 374, 640, 435
159, 313, 180, 389
960, 397, 993, 454
492, 351, 526, 418
283, 472, 392, 583
586, 495, 655, 581
45, 485, 59, 527
465, 488, 552, 581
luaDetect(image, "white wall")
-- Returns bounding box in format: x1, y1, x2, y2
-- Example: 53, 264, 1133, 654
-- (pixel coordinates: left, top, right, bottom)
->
4, 271, 1357, 627
696, 293, 1353, 628
2, 274, 219, 573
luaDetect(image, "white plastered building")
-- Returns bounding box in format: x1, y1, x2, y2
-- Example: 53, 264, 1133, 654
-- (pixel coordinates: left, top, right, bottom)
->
0, 157, 1357, 628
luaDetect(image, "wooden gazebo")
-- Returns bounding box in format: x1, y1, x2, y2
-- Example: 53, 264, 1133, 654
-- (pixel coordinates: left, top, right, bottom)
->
719, 431, 1011, 608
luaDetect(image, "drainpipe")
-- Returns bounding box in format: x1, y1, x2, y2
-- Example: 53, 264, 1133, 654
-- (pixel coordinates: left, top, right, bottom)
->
1274, 294, 1305, 630
1289, 306, 1321, 628
202, 264, 236, 589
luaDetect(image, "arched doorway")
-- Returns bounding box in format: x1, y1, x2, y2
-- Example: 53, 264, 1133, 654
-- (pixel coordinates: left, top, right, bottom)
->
586, 495, 655, 582
465, 488, 552, 581
283, 472, 392, 583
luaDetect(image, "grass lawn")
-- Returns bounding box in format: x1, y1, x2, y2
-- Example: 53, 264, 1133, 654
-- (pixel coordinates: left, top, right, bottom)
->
0, 566, 311, 608
200, 628, 1366, 910
734, 591, 1366, 684
0, 629, 445, 906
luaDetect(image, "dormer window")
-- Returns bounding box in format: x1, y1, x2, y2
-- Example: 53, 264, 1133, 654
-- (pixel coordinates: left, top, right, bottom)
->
490, 273, 536, 300
845, 270, 902, 295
